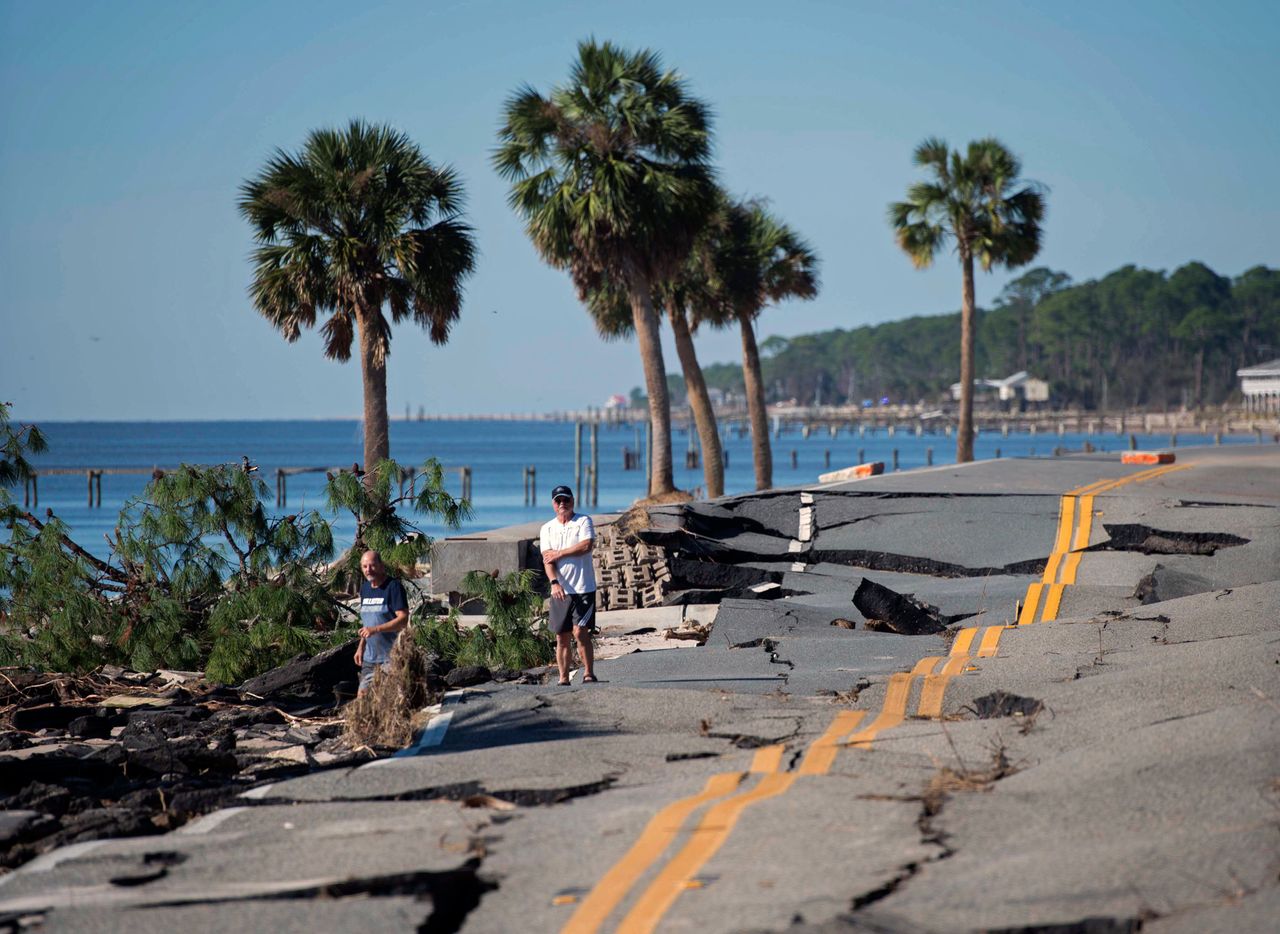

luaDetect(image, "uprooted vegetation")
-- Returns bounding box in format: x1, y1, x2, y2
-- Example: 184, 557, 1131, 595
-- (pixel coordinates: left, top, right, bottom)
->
0, 563, 555, 871
0, 665, 362, 871
414, 570, 555, 672
0, 406, 477, 684
343, 634, 433, 749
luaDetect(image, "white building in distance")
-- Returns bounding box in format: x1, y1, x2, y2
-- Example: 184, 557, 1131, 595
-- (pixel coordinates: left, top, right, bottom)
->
949, 371, 1050, 405
1238, 359, 1280, 412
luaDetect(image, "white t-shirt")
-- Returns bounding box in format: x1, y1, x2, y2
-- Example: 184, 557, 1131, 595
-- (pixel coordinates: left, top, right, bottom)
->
539, 513, 596, 594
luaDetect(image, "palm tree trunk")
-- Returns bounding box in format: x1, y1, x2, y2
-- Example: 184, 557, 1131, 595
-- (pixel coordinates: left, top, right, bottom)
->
957, 252, 976, 463
1193, 347, 1204, 407
739, 312, 772, 490
628, 284, 674, 496
356, 310, 390, 486
666, 298, 724, 498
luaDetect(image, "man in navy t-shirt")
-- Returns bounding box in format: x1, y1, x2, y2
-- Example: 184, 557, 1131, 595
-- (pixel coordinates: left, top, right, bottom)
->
354, 550, 410, 695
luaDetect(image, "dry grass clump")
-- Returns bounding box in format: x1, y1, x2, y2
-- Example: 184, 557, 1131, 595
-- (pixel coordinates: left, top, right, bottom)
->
342, 635, 433, 749
664, 622, 712, 645
922, 740, 1019, 817
614, 504, 655, 541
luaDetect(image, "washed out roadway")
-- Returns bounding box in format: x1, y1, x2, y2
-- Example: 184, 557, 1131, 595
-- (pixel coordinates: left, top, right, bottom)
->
1, 445, 1277, 933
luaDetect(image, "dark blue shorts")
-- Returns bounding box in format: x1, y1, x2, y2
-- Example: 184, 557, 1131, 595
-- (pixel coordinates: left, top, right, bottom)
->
549, 592, 597, 634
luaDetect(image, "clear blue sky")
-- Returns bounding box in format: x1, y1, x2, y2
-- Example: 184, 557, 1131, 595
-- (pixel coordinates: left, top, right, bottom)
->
2, 0, 1277, 421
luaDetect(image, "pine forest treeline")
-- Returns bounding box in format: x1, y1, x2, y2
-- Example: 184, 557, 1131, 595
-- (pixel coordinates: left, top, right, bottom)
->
695, 262, 1280, 411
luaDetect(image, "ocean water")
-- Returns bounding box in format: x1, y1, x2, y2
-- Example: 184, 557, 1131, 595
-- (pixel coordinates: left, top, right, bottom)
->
10, 418, 1249, 562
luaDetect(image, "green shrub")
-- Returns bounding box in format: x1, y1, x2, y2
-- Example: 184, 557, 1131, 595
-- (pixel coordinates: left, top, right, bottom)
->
414, 570, 554, 671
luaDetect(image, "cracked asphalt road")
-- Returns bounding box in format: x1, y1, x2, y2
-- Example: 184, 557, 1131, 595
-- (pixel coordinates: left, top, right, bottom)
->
1, 446, 1277, 933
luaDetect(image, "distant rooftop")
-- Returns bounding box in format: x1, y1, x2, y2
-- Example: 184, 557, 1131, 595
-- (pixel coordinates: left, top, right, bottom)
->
1237, 359, 1280, 377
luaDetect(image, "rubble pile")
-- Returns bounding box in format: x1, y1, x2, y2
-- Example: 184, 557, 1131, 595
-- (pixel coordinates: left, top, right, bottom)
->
0, 647, 378, 871
592, 524, 672, 610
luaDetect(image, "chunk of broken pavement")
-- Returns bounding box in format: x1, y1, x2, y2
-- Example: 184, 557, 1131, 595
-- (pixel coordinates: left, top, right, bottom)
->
238, 639, 359, 704
445, 665, 491, 688
853, 578, 947, 635
968, 691, 1044, 719
11, 705, 92, 732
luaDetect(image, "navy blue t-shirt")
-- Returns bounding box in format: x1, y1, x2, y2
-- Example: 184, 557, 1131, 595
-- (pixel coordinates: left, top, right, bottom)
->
359, 577, 408, 664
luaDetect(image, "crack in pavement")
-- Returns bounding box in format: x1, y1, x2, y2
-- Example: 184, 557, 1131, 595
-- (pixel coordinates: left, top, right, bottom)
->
810, 549, 1047, 579
0, 860, 498, 934
140, 860, 497, 934
245, 775, 619, 809
1091, 524, 1249, 556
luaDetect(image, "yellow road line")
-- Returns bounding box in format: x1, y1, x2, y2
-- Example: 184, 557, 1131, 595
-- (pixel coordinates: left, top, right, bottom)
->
916, 624, 1007, 717
615, 772, 798, 933
976, 625, 1005, 657
1072, 494, 1097, 552
561, 771, 746, 933
1021, 463, 1191, 624
796, 709, 867, 775
950, 626, 978, 656
568, 655, 941, 931
1050, 494, 1077, 559
917, 654, 968, 718
846, 657, 935, 748
614, 658, 940, 933
1018, 582, 1044, 625
749, 743, 786, 773
1040, 582, 1068, 621
917, 625, 981, 716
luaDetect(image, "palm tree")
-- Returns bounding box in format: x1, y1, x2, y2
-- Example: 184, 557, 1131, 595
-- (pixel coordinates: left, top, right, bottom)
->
587, 265, 726, 499
239, 120, 476, 481
494, 39, 717, 497
889, 138, 1045, 462
697, 199, 819, 491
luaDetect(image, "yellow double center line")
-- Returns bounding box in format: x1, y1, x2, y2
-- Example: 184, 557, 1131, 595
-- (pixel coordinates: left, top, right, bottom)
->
1017, 463, 1189, 625
563, 652, 971, 932
565, 461, 1190, 932
915, 623, 1006, 718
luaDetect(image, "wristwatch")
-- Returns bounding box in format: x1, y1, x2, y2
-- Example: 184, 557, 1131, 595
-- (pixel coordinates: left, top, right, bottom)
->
549, 579, 559, 586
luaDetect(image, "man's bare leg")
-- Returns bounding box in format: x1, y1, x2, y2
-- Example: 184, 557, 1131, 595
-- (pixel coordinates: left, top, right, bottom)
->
556, 632, 573, 683
576, 627, 595, 680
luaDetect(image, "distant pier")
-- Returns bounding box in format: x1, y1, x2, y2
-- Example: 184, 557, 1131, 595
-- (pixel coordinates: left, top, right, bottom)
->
21, 463, 474, 509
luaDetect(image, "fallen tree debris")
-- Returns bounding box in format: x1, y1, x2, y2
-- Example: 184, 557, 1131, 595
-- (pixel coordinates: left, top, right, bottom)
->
664, 623, 712, 645
342, 636, 432, 749
0, 657, 378, 872
239, 639, 360, 704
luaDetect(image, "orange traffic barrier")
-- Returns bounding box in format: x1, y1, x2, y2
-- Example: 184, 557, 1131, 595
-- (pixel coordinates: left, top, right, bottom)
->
1121, 451, 1175, 465
817, 460, 886, 483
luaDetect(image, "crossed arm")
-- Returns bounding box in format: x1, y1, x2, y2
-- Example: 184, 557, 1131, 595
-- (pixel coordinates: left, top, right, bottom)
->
543, 537, 594, 598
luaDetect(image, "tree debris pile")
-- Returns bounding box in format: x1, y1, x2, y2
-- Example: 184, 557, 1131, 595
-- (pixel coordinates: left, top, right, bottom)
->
0, 657, 374, 872
342, 635, 433, 750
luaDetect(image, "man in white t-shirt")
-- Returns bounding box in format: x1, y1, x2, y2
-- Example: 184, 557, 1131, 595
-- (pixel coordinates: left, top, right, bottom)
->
539, 484, 597, 685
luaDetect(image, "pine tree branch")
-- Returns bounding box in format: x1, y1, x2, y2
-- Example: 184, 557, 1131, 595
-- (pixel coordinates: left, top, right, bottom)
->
17, 511, 130, 585
208, 491, 250, 577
